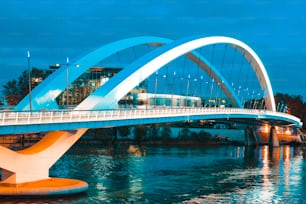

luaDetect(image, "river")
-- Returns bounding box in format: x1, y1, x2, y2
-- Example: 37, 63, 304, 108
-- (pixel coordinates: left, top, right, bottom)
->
1, 143, 306, 203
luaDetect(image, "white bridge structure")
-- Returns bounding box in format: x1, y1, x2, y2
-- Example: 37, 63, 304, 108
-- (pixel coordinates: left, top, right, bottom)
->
0, 35, 302, 195
0, 108, 301, 135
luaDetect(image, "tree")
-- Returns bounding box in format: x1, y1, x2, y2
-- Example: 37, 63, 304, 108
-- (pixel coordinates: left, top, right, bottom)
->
150, 125, 160, 141
178, 127, 190, 141
18, 70, 29, 99
275, 93, 303, 117
118, 126, 131, 137
3, 67, 51, 106
3, 80, 20, 105
160, 126, 172, 143
134, 126, 147, 144
275, 93, 306, 129
198, 131, 212, 142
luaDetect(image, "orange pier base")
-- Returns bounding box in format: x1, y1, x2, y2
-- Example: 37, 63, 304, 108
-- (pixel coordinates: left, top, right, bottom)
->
0, 178, 88, 196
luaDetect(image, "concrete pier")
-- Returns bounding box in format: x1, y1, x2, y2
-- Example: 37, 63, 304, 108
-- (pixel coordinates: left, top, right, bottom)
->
0, 128, 89, 196
0, 178, 88, 196
269, 126, 280, 147
244, 126, 258, 146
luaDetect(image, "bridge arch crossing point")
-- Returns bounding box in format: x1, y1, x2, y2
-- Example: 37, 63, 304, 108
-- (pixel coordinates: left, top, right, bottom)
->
77, 35, 276, 111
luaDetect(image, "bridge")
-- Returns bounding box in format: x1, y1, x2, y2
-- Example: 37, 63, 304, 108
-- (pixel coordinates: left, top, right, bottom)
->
0, 35, 302, 195
0, 108, 301, 135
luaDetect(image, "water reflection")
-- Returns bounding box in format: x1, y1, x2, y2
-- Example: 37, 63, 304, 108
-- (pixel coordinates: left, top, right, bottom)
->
184, 145, 304, 203
127, 144, 146, 157
1, 144, 306, 203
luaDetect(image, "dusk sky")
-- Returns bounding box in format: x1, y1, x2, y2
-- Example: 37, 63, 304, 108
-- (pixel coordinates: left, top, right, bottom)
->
0, 1, 305, 100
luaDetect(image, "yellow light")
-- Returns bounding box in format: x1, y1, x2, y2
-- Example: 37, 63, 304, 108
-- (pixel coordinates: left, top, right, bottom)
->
285, 128, 291, 135
262, 124, 270, 133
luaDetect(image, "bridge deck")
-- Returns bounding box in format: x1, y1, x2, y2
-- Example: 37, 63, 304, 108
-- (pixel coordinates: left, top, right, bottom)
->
0, 108, 302, 135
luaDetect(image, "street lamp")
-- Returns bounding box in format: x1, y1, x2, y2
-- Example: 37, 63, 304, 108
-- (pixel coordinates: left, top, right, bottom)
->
163, 74, 167, 106
154, 71, 158, 107
186, 74, 190, 107
209, 78, 214, 104
171, 71, 176, 107
193, 77, 198, 96
27, 50, 32, 112
66, 57, 69, 110
50, 58, 79, 110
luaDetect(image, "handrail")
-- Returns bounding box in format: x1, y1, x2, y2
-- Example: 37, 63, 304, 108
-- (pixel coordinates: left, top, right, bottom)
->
0, 107, 302, 128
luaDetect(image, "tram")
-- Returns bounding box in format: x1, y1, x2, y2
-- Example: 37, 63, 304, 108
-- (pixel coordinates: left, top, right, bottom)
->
119, 93, 203, 109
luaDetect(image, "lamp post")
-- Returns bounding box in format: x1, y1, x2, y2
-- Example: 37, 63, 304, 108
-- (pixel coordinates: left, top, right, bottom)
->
154, 71, 158, 107
209, 78, 214, 105
186, 74, 190, 107
163, 74, 167, 106
50, 58, 79, 110
171, 71, 176, 108
66, 57, 69, 110
27, 50, 32, 112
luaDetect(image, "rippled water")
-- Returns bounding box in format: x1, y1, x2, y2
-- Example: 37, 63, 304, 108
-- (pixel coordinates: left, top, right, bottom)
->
2, 143, 306, 203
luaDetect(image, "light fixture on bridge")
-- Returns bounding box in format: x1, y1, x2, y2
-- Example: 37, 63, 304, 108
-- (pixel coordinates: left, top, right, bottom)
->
49, 59, 80, 110
49, 63, 80, 69
27, 50, 32, 113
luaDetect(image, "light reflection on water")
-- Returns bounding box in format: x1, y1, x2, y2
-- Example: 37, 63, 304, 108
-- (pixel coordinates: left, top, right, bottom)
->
1, 144, 306, 203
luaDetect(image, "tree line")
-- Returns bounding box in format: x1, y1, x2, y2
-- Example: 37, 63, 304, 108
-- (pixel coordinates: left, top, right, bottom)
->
2, 68, 51, 105
85, 124, 219, 145
274, 93, 306, 129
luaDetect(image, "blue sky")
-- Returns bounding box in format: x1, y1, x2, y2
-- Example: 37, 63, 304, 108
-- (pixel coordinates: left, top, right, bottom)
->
0, 0, 305, 100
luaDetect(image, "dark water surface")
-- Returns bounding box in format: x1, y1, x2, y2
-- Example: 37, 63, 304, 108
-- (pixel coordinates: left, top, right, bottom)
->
2, 143, 306, 203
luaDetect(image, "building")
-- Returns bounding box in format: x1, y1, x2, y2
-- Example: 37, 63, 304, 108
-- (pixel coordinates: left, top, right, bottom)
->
57, 67, 148, 108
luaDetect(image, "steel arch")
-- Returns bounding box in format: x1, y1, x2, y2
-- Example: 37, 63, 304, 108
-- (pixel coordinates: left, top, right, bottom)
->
76, 35, 275, 111
16, 36, 241, 111
15, 36, 173, 111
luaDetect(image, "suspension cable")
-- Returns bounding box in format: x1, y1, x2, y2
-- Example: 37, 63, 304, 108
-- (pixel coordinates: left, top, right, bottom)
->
208, 44, 216, 105
215, 44, 227, 106
229, 46, 237, 87
193, 48, 201, 97
180, 56, 186, 96
227, 46, 238, 106
154, 70, 158, 107
236, 50, 245, 91
243, 54, 251, 108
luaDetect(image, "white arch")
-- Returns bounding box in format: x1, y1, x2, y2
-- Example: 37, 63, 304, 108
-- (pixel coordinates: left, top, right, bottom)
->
77, 36, 276, 111
15, 36, 172, 111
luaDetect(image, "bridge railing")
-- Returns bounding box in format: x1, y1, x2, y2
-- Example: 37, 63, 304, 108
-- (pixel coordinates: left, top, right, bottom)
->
0, 107, 301, 126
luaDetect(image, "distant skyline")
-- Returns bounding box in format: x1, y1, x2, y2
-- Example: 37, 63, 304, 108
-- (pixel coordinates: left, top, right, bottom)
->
0, 0, 305, 100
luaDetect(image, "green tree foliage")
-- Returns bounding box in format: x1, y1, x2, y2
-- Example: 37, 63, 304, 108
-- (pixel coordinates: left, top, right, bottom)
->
151, 125, 160, 141
147, 124, 160, 141
3, 80, 19, 105
134, 126, 147, 144
118, 126, 131, 137
18, 70, 29, 99
178, 127, 190, 141
274, 93, 306, 129
197, 131, 213, 142
3, 67, 51, 105
160, 126, 172, 143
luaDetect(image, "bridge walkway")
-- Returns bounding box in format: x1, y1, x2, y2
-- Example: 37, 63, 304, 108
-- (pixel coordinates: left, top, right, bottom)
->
0, 107, 302, 135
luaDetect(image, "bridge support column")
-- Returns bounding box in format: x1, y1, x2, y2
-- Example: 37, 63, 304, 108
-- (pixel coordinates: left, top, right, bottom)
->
244, 126, 259, 146
112, 127, 118, 144
0, 128, 89, 196
269, 126, 279, 147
